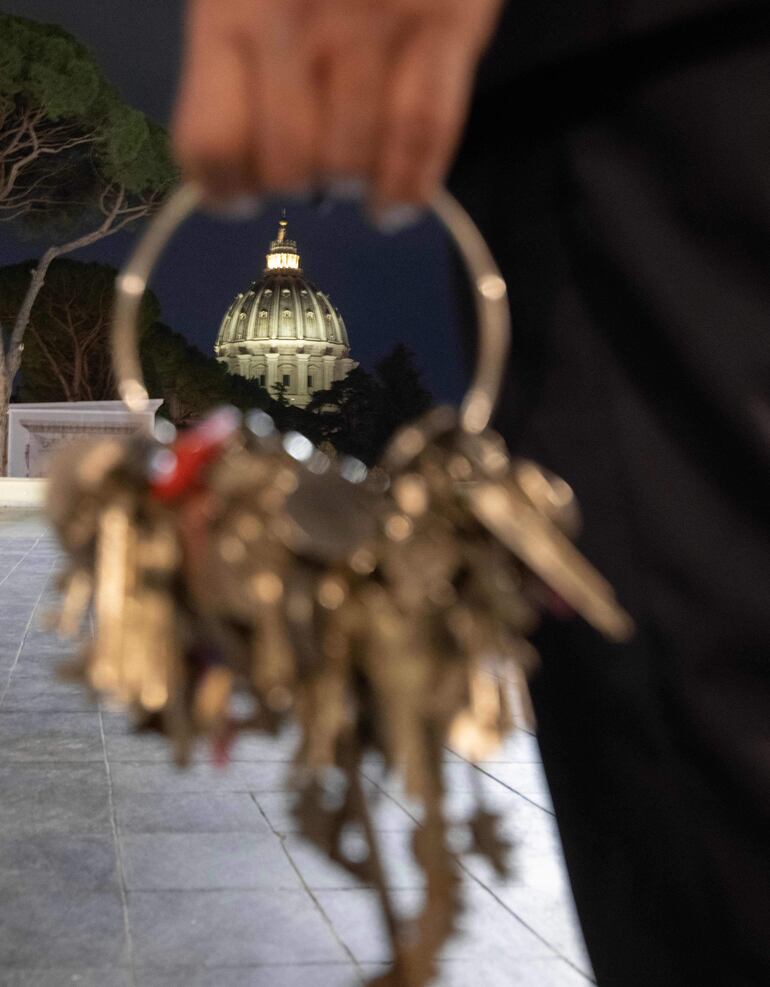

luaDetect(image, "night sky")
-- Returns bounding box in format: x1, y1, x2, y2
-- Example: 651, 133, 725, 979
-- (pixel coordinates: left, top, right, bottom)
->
0, 0, 465, 402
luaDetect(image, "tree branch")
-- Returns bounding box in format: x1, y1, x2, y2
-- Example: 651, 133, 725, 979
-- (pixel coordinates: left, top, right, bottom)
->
0, 112, 97, 205
3, 182, 160, 397
28, 323, 73, 401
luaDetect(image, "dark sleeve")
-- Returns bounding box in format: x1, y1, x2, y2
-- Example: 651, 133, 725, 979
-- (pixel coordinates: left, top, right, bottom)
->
475, 0, 763, 90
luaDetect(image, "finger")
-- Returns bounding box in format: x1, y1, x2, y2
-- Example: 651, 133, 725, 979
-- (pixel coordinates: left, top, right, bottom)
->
320, 46, 390, 188
173, 0, 254, 199
373, 27, 478, 213
246, 7, 321, 194
316, 11, 393, 189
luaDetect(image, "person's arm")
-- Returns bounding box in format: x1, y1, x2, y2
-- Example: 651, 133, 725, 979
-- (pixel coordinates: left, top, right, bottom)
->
173, 0, 504, 220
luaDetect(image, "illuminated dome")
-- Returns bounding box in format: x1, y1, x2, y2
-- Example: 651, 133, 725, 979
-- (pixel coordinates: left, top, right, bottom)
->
214, 214, 355, 407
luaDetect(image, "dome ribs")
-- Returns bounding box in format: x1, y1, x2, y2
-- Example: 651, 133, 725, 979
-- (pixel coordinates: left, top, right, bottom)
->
213, 213, 356, 405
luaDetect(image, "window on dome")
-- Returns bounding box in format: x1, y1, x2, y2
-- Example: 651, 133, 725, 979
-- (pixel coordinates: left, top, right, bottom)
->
259, 310, 267, 317
282, 288, 290, 296
283, 310, 291, 317
264, 289, 272, 296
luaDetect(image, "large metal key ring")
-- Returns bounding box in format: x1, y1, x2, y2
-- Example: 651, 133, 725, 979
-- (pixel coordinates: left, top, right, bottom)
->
112, 184, 510, 435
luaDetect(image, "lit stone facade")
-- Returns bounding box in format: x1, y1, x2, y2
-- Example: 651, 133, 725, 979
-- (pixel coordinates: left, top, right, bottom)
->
214, 217, 355, 407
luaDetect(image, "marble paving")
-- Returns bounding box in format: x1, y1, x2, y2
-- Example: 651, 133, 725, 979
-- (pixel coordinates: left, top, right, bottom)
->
0, 509, 594, 987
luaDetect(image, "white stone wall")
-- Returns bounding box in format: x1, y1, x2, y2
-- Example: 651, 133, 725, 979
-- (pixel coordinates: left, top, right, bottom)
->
6, 400, 162, 478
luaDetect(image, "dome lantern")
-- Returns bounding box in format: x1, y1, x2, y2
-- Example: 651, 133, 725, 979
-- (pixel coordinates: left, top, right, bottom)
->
214, 211, 356, 407
266, 212, 301, 272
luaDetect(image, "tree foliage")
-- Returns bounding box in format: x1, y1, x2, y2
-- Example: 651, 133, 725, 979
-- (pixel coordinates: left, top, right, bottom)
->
0, 13, 173, 233
0, 250, 433, 462
0, 258, 278, 421
0, 12, 176, 470
0, 258, 159, 402
141, 322, 278, 425
140, 334, 433, 459
375, 343, 433, 428
308, 345, 433, 464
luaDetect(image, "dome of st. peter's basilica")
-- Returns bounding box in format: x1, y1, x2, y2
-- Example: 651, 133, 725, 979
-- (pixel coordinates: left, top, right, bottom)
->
214, 215, 355, 407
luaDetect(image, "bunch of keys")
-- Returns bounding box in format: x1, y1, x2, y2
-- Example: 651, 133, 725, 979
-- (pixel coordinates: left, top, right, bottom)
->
47, 185, 632, 987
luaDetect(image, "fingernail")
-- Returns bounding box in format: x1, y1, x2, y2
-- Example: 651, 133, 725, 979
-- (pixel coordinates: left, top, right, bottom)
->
326, 177, 369, 201
374, 204, 423, 235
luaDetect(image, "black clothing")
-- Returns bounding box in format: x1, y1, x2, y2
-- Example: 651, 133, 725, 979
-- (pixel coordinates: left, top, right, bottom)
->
451, 4, 770, 985
479, 0, 768, 83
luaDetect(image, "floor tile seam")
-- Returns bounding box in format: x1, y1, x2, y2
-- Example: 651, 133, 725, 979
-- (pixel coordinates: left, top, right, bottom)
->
0, 888, 135, 901
359, 771, 419, 809
0, 830, 120, 839
0, 961, 356, 974
118, 828, 292, 837
116, 829, 282, 836
118, 788, 303, 797
123, 882, 341, 893
0, 553, 57, 710
0, 775, 296, 794
133, 961, 362, 969
473, 759, 544, 765
445, 753, 556, 817
363, 778, 423, 829
286, 779, 561, 891
250, 792, 364, 979
260, 883, 427, 893
0, 709, 101, 716
121, 886, 381, 897
457, 859, 595, 981
361, 765, 552, 817
0, 757, 112, 765
456, 859, 565, 959
0, 770, 548, 797
104, 760, 300, 771
0, 707, 97, 713
108, 764, 296, 773
472, 765, 555, 815
0, 533, 42, 588
98, 705, 138, 987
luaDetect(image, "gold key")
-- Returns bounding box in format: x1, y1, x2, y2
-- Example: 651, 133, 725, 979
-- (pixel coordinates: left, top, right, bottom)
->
46, 184, 635, 987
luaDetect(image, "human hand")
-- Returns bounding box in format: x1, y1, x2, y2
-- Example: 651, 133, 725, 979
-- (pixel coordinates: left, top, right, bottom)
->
173, 0, 504, 223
